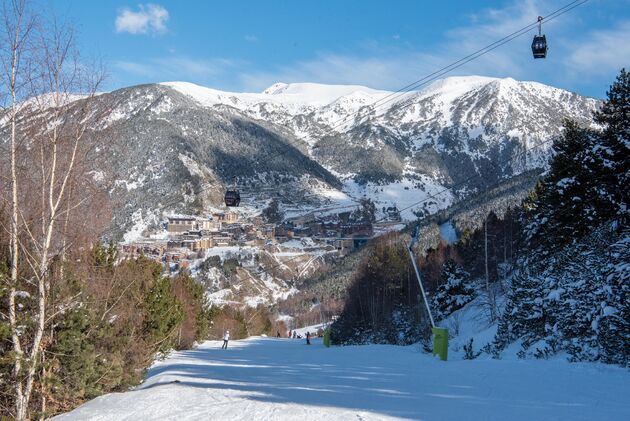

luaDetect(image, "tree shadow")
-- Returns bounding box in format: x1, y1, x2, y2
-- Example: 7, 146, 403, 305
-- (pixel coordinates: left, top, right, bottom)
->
136, 338, 564, 420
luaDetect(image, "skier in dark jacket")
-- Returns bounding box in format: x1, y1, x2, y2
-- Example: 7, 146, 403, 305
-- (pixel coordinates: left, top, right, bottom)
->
306, 331, 311, 345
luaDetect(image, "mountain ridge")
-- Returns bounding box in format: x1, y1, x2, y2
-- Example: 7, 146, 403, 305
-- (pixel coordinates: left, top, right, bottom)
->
39, 75, 600, 238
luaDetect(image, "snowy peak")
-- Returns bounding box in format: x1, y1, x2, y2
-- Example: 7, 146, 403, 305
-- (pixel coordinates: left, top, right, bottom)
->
162, 80, 390, 109
155, 75, 597, 188
262, 82, 289, 95
260, 82, 390, 105
418, 75, 500, 97
161, 76, 594, 128
92, 75, 598, 237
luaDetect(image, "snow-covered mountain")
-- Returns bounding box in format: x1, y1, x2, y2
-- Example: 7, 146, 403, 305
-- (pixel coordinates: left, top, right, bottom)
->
164, 76, 597, 184
58, 76, 599, 236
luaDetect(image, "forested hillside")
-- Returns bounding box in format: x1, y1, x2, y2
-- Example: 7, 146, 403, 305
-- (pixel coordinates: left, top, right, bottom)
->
493, 69, 629, 365
331, 69, 629, 366
1, 0, 627, 418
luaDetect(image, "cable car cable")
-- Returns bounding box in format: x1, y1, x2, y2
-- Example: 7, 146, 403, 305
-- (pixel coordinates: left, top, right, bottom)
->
156, 0, 589, 216
235, 1, 591, 274
329, 0, 585, 125
325, 0, 588, 133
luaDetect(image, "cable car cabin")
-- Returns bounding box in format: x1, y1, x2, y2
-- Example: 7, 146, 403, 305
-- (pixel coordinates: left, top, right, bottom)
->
224, 190, 241, 207
531, 35, 548, 59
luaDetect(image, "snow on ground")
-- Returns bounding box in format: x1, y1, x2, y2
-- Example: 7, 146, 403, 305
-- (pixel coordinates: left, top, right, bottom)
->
342, 177, 454, 221
283, 175, 454, 224
204, 246, 257, 262
54, 336, 629, 421
122, 209, 160, 243
291, 323, 327, 337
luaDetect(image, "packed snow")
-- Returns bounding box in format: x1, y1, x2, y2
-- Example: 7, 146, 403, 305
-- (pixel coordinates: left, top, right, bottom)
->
54, 336, 629, 421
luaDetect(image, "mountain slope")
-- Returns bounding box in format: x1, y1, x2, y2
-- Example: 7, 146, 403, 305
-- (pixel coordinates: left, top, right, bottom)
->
78, 84, 343, 237
53, 337, 630, 421
166, 76, 598, 189
47, 76, 599, 236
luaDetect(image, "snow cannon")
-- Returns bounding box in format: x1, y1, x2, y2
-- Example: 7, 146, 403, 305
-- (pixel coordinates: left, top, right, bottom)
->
323, 328, 331, 347
432, 327, 448, 361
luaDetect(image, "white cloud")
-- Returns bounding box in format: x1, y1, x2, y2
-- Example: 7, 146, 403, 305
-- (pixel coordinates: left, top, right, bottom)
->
569, 21, 630, 76
239, 52, 433, 92
115, 4, 169, 35
115, 56, 239, 82
240, 0, 604, 91
111, 0, 623, 97
238, 0, 555, 91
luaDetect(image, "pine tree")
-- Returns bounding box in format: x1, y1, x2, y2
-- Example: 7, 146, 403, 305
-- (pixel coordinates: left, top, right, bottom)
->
526, 121, 605, 252
598, 231, 630, 366
431, 259, 474, 320
593, 68, 630, 222
48, 308, 102, 405
552, 240, 606, 362
494, 265, 546, 351
144, 276, 184, 355
494, 70, 629, 365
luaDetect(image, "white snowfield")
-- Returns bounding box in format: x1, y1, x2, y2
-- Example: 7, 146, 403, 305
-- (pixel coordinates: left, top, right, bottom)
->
54, 337, 629, 421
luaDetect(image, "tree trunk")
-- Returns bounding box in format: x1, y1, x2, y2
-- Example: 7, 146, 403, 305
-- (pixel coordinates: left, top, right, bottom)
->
9, 6, 25, 418
485, 216, 496, 321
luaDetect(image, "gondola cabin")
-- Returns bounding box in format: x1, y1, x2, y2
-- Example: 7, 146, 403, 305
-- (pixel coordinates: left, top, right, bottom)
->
532, 16, 548, 59
224, 190, 241, 207
531, 35, 548, 59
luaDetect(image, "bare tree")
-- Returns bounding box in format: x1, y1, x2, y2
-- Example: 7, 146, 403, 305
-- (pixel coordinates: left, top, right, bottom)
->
0, 1, 36, 418
484, 215, 497, 321
1, 1, 106, 418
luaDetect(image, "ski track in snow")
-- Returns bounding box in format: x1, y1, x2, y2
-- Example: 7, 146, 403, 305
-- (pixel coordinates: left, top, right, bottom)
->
54, 337, 629, 421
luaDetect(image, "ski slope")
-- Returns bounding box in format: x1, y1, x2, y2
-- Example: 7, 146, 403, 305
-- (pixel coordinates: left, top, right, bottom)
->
54, 337, 629, 421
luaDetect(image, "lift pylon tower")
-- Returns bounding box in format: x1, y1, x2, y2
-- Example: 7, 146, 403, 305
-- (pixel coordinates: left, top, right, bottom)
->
408, 227, 448, 361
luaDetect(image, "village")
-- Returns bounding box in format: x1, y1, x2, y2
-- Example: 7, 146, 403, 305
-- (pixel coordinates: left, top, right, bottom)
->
120, 205, 403, 275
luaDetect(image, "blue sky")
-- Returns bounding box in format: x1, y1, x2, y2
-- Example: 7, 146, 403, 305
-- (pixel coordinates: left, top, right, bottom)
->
50, 0, 630, 98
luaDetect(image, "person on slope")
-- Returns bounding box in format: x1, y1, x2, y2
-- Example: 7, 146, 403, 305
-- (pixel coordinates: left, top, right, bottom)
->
222, 330, 230, 349
306, 331, 311, 345
292, 331, 296, 339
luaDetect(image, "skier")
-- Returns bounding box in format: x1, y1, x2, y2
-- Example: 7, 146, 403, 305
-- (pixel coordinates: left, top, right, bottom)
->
292, 331, 296, 339
276, 331, 281, 338
306, 331, 311, 345
222, 330, 230, 349
288, 329, 292, 338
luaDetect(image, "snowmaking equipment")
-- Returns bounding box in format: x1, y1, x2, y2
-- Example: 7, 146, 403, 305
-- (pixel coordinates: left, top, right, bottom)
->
408, 227, 448, 361
323, 328, 331, 348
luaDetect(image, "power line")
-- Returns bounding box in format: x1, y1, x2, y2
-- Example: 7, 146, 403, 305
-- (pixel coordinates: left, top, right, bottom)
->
325, 0, 589, 132
155, 0, 591, 276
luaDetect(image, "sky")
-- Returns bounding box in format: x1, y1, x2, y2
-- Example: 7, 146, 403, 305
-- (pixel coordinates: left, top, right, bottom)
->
47, 0, 630, 99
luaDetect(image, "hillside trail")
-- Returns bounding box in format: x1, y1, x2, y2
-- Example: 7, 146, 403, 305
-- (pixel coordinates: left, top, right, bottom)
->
54, 336, 629, 421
